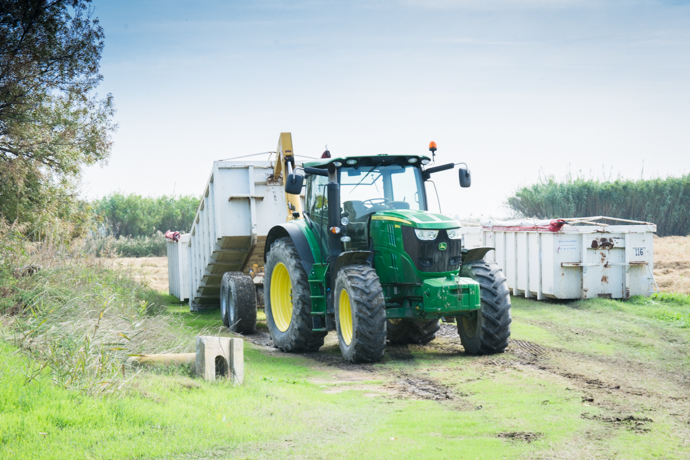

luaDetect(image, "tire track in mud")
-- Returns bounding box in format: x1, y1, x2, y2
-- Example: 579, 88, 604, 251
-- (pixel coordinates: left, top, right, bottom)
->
240, 328, 470, 404
239, 326, 689, 429
499, 338, 690, 436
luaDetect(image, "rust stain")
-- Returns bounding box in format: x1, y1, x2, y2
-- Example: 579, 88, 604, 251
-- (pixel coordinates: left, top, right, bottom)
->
600, 252, 607, 263
592, 237, 615, 250
601, 275, 609, 284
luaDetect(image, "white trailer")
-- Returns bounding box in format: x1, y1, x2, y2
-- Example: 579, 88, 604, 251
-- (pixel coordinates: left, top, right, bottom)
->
166, 233, 190, 301
461, 217, 658, 300
186, 160, 287, 310
175, 133, 303, 317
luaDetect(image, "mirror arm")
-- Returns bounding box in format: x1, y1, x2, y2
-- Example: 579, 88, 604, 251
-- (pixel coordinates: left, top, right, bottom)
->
304, 167, 328, 177
422, 162, 454, 181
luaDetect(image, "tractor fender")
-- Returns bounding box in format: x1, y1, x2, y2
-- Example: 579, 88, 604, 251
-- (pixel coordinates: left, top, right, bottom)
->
461, 247, 495, 266
265, 223, 316, 275
330, 251, 373, 291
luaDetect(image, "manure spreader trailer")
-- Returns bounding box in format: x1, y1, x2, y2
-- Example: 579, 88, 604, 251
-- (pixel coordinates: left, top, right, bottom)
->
182, 133, 511, 363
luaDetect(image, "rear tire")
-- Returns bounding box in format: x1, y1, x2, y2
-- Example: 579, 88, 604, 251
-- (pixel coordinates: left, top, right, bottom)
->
220, 272, 257, 334
457, 259, 512, 354
334, 265, 386, 363
264, 237, 326, 352
386, 319, 440, 345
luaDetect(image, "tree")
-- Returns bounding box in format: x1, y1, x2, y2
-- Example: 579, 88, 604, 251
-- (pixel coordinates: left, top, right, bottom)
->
0, 0, 115, 236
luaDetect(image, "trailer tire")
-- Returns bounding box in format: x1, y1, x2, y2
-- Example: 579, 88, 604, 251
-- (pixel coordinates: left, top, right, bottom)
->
386, 319, 440, 345
334, 265, 386, 363
265, 237, 326, 352
457, 259, 512, 355
220, 272, 257, 334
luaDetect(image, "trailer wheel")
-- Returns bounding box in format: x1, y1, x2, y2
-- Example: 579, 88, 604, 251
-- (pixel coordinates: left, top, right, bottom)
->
220, 272, 257, 334
334, 265, 386, 363
457, 259, 512, 354
265, 237, 326, 352
387, 319, 440, 345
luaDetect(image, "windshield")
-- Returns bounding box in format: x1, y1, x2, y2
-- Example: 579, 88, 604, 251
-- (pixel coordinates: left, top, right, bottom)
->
339, 164, 426, 222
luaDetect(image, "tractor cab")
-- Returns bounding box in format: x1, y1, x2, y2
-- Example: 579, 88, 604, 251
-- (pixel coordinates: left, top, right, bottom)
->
301, 155, 430, 253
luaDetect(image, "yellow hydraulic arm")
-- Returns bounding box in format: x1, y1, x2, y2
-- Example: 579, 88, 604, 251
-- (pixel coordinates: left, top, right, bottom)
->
273, 132, 304, 222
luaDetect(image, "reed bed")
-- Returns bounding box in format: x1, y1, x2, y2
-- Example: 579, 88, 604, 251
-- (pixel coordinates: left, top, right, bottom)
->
508, 175, 690, 237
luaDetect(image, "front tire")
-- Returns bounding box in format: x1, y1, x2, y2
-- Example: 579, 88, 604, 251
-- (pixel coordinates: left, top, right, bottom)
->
334, 265, 386, 363
220, 272, 257, 334
457, 259, 512, 355
264, 237, 325, 352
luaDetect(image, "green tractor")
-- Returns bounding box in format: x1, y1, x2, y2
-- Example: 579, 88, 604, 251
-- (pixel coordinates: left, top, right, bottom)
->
261, 149, 511, 363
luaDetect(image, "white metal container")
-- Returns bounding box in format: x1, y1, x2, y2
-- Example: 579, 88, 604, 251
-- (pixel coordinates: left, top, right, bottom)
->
166, 233, 190, 301
186, 161, 287, 310
462, 218, 657, 300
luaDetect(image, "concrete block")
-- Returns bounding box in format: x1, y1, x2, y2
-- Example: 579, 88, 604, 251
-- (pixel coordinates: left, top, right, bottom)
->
195, 336, 244, 384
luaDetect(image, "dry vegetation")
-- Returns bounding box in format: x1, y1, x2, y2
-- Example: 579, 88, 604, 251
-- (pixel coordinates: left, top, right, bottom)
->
106, 257, 169, 292
654, 235, 690, 294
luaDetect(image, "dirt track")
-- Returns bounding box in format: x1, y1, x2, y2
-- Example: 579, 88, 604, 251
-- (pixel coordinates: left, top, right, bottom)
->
239, 319, 689, 448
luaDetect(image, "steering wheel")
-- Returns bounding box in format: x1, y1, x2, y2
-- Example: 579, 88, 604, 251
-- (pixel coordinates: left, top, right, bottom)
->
362, 198, 390, 207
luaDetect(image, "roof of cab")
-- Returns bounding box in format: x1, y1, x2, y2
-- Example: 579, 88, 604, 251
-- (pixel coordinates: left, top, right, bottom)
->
303, 153, 431, 169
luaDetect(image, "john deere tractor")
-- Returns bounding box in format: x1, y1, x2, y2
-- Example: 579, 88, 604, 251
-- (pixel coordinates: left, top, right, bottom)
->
260, 147, 511, 363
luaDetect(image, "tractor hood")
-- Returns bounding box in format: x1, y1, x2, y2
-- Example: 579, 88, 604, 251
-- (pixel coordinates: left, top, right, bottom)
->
370, 209, 460, 230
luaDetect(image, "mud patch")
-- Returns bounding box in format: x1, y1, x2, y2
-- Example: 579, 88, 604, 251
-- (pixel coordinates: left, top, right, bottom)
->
510, 340, 549, 357
385, 372, 456, 401
497, 431, 543, 443
581, 413, 653, 432
243, 330, 274, 348
559, 372, 622, 391
386, 344, 415, 361
436, 323, 461, 340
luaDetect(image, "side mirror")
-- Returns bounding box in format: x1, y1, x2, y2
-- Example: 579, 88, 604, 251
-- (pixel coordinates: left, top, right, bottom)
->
459, 167, 471, 188
285, 173, 304, 195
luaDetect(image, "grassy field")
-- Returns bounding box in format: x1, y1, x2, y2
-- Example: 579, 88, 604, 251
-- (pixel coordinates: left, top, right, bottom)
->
1, 234, 689, 459
2, 289, 690, 459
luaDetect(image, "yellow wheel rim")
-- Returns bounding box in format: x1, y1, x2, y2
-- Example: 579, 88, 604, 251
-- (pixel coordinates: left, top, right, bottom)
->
271, 263, 292, 332
338, 288, 353, 346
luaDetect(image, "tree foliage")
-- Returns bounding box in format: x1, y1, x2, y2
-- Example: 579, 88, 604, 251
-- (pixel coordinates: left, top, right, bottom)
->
507, 175, 690, 237
0, 0, 115, 235
93, 193, 200, 238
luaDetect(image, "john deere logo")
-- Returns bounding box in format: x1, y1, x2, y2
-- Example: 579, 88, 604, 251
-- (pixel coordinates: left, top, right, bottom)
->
438, 242, 448, 251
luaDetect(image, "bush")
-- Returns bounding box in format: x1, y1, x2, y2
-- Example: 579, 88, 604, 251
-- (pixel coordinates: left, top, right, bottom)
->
84, 233, 167, 258
93, 194, 199, 238
507, 175, 690, 236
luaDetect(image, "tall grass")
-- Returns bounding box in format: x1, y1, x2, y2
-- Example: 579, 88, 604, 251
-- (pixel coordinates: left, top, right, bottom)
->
507, 175, 690, 236
0, 222, 188, 394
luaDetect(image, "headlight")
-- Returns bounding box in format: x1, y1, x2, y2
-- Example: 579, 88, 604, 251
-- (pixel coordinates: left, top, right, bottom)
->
414, 229, 439, 240
446, 228, 463, 240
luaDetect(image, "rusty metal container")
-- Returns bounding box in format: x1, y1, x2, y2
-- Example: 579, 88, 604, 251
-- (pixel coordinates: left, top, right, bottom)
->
462, 217, 657, 300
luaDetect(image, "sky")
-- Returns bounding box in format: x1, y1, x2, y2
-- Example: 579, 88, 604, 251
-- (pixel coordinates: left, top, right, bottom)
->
83, 0, 690, 219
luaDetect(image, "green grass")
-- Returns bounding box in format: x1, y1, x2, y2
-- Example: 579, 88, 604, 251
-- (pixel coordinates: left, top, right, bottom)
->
2, 269, 690, 458
512, 295, 690, 365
